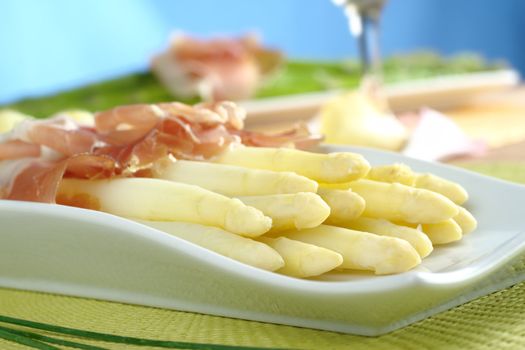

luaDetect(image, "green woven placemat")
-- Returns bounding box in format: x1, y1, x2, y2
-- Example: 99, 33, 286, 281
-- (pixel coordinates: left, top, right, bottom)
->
0, 162, 523, 350
0, 280, 524, 350
453, 162, 525, 184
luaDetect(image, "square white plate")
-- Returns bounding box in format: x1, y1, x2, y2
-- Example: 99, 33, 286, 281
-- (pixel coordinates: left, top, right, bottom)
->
0, 145, 524, 336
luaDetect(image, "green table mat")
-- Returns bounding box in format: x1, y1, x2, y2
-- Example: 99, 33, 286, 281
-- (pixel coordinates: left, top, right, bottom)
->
0, 162, 524, 350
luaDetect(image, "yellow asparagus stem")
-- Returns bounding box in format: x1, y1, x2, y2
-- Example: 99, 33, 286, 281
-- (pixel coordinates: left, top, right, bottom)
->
343, 217, 433, 258
57, 178, 272, 237
348, 179, 459, 224
258, 236, 343, 278
454, 206, 478, 234
318, 182, 352, 190
366, 163, 416, 186
139, 220, 284, 271
237, 193, 330, 232
421, 219, 463, 245
214, 146, 371, 183
281, 224, 421, 275
0, 109, 32, 133
414, 173, 469, 205
317, 188, 365, 225
154, 160, 318, 196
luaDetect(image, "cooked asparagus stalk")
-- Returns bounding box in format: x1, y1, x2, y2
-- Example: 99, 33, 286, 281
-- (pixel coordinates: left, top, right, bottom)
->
139, 220, 284, 271
214, 146, 370, 183
348, 179, 459, 224
0, 109, 31, 133
154, 159, 317, 196
258, 236, 343, 278
57, 178, 272, 237
366, 163, 416, 186
454, 206, 477, 234
317, 188, 365, 225
281, 225, 421, 275
237, 192, 330, 232
414, 173, 468, 205
343, 217, 433, 258
421, 219, 463, 244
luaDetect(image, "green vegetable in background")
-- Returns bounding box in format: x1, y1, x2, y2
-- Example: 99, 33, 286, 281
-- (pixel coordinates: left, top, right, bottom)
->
2, 52, 504, 118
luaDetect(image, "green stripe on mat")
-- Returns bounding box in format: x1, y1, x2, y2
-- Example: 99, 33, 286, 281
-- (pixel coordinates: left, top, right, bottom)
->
0, 315, 285, 350
0, 328, 60, 350
0, 325, 107, 350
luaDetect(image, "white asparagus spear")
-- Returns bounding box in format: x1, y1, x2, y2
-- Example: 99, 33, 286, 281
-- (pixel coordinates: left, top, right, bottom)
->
57, 178, 272, 237
138, 220, 284, 271
366, 163, 416, 186
328, 168, 469, 206
365, 165, 468, 206
317, 182, 351, 190
317, 188, 365, 225
454, 206, 477, 234
414, 173, 468, 205
237, 193, 330, 232
348, 179, 459, 224
0, 109, 31, 133
153, 159, 317, 196
343, 217, 433, 258
421, 219, 463, 245
281, 225, 421, 275
214, 146, 370, 183
258, 236, 343, 278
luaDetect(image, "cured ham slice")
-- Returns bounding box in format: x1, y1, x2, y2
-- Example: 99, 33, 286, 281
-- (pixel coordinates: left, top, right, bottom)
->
5, 160, 63, 203
0, 117, 99, 158
92, 101, 245, 170
0, 100, 320, 203
151, 34, 282, 101
236, 124, 324, 149
95, 104, 160, 146
6, 154, 115, 203
0, 140, 41, 160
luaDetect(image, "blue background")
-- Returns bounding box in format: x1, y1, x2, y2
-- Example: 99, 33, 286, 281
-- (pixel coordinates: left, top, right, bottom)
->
1, 0, 524, 103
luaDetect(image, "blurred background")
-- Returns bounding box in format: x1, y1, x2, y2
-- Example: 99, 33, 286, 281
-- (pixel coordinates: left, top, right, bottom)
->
1, 0, 524, 103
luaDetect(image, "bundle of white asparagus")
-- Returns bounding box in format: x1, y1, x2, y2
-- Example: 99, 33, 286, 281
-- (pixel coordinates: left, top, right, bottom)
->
57, 147, 477, 279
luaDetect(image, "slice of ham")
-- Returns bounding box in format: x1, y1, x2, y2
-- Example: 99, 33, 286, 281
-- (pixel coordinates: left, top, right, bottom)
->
158, 101, 246, 130
0, 117, 100, 160
92, 101, 245, 169
6, 160, 64, 203
6, 154, 115, 203
0, 140, 41, 160
0, 100, 321, 203
236, 123, 324, 150
151, 34, 282, 101
27, 122, 98, 156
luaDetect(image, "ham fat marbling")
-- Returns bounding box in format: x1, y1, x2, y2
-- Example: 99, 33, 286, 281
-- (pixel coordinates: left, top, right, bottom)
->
0, 101, 320, 203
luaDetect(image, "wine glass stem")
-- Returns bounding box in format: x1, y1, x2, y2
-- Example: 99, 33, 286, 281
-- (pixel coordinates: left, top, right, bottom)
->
357, 12, 382, 81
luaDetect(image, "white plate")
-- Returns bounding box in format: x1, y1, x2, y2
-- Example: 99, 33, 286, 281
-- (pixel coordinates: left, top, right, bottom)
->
1, 145, 524, 336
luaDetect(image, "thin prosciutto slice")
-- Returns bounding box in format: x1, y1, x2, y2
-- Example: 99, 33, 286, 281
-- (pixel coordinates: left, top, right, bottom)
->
236, 124, 324, 149
151, 34, 282, 101
92, 101, 245, 170
0, 100, 320, 203
0, 117, 99, 159
0, 140, 41, 160
6, 154, 115, 203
